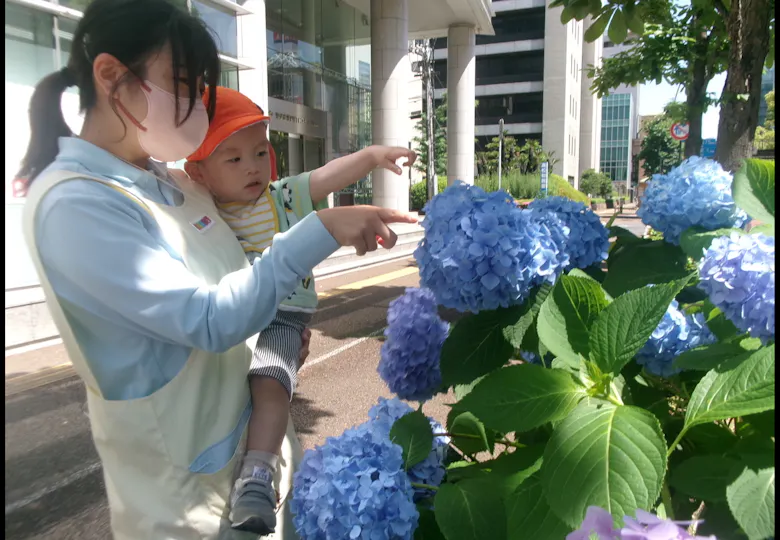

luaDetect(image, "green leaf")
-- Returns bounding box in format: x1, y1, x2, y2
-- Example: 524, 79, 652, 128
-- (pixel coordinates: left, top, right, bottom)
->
560, 6, 576, 24
507, 476, 572, 539
390, 410, 434, 469
623, 4, 644, 35
537, 276, 610, 366
750, 223, 775, 237
502, 284, 552, 348
584, 11, 610, 42
672, 342, 748, 371
607, 8, 628, 44
440, 308, 515, 387
415, 507, 446, 540
732, 159, 775, 225
453, 376, 486, 401
603, 241, 690, 297
679, 226, 746, 260
434, 479, 507, 540
669, 455, 744, 501
684, 423, 738, 454
704, 302, 741, 341
726, 467, 775, 540
685, 345, 776, 430
541, 400, 667, 527
589, 276, 692, 375
449, 412, 491, 455
457, 364, 586, 434
608, 225, 641, 241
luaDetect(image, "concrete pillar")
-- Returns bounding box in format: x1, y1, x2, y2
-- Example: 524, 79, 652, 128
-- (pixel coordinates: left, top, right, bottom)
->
446, 24, 476, 185
238, 0, 269, 113
579, 17, 602, 175
302, 0, 319, 108
370, 0, 410, 211
288, 135, 303, 176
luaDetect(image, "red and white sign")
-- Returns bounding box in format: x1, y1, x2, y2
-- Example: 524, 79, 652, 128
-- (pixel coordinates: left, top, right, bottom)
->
670, 122, 690, 141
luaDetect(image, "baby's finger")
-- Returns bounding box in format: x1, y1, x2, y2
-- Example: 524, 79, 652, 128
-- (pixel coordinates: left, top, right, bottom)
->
375, 220, 398, 250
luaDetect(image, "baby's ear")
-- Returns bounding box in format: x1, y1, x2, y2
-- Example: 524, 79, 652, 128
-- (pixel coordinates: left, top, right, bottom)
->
184, 161, 206, 185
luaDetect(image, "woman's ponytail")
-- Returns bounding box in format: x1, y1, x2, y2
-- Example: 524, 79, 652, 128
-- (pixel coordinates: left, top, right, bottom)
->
17, 67, 76, 183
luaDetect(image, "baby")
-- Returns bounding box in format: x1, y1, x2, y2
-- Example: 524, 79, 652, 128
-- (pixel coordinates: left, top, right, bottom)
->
185, 86, 416, 535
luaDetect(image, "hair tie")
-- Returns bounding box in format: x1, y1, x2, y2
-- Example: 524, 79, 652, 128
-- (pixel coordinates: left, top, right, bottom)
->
60, 66, 77, 88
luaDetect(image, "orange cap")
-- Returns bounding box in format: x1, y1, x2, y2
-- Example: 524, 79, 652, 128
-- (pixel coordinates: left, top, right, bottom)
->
187, 86, 278, 180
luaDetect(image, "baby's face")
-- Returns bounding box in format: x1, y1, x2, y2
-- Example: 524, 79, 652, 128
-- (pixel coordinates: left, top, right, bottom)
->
192, 122, 272, 203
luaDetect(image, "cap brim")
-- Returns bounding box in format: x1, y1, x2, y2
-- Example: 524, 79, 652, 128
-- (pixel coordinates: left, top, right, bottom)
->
188, 114, 270, 162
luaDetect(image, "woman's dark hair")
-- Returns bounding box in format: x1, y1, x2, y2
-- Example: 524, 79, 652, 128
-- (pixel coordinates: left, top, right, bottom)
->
18, 0, 220, 182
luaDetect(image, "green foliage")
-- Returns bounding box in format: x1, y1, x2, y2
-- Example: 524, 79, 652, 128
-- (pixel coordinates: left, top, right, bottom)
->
411, 177, 449, 211
412, 95, 448, 180
473, 172, 590, 204
389, 410, 434, 469
579, 169, 614, 198
638, 112, 683, 176
477, 138, 560, 176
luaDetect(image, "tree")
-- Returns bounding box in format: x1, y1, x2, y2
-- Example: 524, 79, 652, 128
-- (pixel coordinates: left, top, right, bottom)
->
412, 94, 448, 180
552, 0, 775, 170
586, 1, 728, 157
579, 169, 613, 198
755, 89, 775, 149
477, 138, 560, 175
638, 108, 682, 175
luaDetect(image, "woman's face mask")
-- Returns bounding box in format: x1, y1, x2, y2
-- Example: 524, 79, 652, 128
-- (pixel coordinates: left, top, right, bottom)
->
118, 79, 209, 163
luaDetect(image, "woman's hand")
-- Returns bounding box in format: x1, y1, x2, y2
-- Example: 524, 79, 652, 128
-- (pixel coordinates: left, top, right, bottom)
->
299, 328, 312, 368
317, 206, 418, 256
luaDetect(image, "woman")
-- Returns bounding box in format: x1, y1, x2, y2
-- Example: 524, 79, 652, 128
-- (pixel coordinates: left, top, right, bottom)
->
19, 0, 416, 538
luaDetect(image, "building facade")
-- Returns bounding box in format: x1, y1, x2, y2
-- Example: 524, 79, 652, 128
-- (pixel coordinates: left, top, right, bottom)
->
758, 65, 775, 127
5, 0, 492, 292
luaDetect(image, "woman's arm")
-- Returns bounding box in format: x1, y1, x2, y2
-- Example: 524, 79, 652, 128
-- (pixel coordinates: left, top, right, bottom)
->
36, 183, 339, 353
308, 146, 417, 204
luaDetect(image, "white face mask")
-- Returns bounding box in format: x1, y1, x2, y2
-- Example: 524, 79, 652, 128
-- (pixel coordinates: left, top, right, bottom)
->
118, 80, 209, 163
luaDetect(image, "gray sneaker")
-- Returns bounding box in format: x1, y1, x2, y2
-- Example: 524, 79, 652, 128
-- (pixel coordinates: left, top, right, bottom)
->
230, 468, 277, 535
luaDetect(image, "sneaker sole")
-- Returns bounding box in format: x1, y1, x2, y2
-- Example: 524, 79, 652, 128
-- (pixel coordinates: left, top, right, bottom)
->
231, 516, 274, 536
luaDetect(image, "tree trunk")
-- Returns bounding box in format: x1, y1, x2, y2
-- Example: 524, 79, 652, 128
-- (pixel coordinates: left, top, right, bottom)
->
685, 57, 709, 158
714, 0, 773, 171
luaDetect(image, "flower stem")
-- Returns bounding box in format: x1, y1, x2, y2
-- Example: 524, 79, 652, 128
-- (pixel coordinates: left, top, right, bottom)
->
435, 432, 526, 449
411, 482, 439, 492
666, 428, 687, 458
661, 482, 675, 520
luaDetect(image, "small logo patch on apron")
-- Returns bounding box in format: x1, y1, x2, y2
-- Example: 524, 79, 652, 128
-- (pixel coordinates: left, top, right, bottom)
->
191, 215, 214, 232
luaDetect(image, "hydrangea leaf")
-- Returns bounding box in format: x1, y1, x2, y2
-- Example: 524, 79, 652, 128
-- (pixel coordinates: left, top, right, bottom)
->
537, 276, 610, 366
414, 507, 446, 540
684, 345, 775, 430
449, 412, 491, 456
603, 241, 690, 297
750, 223, 775, 237
726, 467, 775, 540
433, 478, 507, 540
702, 302, 741, 341
501, 284, 552, 348
506, 476, 572, 539
589, 276, 692, 375
672, 341, 747, 371
390, 410, 435, 470
457, 364, 586, 434
452, 375, 486, 401
733, 158, 775, 225
439, 308, 515, 387
679, 226, 746, 260
541, 400, 667, 528
669, 455, 744, 501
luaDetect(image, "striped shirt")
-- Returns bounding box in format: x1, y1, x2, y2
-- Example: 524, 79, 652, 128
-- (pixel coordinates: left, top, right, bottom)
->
217, 191, 279, 257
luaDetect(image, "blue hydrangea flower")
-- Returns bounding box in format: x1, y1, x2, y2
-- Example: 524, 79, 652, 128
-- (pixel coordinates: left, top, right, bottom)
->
520, 350, 554, 367
636, 299, 716, 377
415, 182, 567, 313
620, 508, 716, 539
291, 423, 419, 540
528, 196, 610, 270
698, 232, 775, 342
637, 156, 749, 245
379, 288, 449, 402
366, 397, 448, 501
524, 208, 572, 278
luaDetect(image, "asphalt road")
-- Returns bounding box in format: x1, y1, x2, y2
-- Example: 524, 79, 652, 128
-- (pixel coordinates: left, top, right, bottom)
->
4, 214, 646, 540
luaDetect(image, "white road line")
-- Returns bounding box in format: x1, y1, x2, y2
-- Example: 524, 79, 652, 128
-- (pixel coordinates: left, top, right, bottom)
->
5, 338, 63, 357
300, 327, 386, 373
5, 461, 102, 515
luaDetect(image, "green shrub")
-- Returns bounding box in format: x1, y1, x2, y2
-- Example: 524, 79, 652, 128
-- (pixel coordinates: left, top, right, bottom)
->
591, 198, 606, 204
550, 174, 590, 204
410, 177, 449, 210
474, 171, 589, 204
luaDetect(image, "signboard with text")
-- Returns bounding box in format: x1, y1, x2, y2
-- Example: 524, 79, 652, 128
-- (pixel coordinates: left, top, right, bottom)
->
701, 138, 717, 158
540, 162, 549, 195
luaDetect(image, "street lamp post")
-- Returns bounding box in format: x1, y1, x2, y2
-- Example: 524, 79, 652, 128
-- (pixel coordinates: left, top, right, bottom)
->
498, 118, 504, 191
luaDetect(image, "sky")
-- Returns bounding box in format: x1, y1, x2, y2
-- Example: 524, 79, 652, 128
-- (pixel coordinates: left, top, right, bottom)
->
638, 72, 727, 139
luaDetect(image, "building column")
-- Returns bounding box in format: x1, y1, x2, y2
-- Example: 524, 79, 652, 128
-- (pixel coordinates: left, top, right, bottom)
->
370, 0, 410, 211
446, 24, 476, 185
288, 135, 303, 176
579, 17, 602, 175
238, 1, 269, 113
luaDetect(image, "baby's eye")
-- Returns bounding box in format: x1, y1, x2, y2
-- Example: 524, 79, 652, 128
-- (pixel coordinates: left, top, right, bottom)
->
227, 157, 241, 163
257, 151, 268, 157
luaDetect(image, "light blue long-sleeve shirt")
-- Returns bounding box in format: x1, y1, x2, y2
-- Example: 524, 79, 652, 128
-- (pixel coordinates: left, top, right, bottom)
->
34, 137, 339, 400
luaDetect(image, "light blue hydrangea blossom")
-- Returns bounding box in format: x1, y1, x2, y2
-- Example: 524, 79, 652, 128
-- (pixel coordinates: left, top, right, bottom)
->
636, 299, 716, 377
567, 506, 716, 540
415, 182, 567, 313
379, 288, 450, 402
528, 196, 610, 270
698, 232, 775, 343
520, 350, 554, 367
637, 156, 749, 245
290, 423, 419, 540
366, 397, 448, 501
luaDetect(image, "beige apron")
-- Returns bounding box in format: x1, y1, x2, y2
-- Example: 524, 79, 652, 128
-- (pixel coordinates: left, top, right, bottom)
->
22, 170, 303, 540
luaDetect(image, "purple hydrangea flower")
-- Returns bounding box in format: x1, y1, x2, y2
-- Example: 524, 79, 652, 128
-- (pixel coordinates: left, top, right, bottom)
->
415, 182, 567, 313
620, 509, 716, 540
698, 232, 775, 343
567, 506, 619, 540
528, 196, 610, 270
636, 299, 717, 377
366, 397, 448, 501
291, 423, 419, 540
379, 288, 449, 402
637, 156, 749, 245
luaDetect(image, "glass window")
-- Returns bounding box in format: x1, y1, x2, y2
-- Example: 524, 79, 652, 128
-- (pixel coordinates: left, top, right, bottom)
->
192, 0, 238, 57
55, 0, 95, 11
219, 62, 239, 90
5, 3, 56, 87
